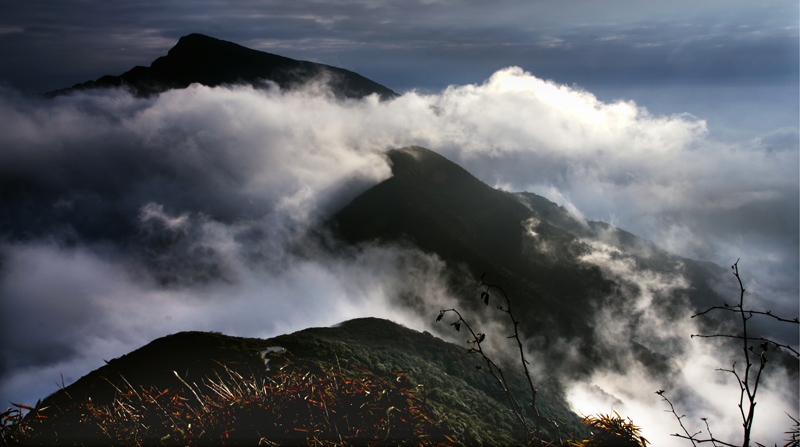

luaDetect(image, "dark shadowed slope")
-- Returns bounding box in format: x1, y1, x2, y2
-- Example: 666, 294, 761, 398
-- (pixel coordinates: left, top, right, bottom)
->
329, 147, 611, 370
327, 146, 728, 373
514, 192, 728, 312
48, 33, 397, 100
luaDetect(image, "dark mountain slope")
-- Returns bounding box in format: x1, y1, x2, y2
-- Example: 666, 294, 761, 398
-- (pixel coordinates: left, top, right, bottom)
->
328, 146, 728, 373
514, 192, 728, 311
49, 33, 397, 100
329, 147, 611, 360
330, 146, 610, 299
22, 318, 582, 445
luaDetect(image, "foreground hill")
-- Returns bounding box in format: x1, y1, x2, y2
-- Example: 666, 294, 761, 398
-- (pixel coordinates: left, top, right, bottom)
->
15, 318, 583, 445
48, 33, 398, 100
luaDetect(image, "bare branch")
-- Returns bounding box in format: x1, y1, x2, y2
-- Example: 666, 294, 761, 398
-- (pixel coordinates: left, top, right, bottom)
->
672, 433, 740, 447
657, 390, 698, 447
480, 277, 543, 430
666, 259, 800, 447
701, 418, 719, 447
436, 307, 531, 437
691, 334, 799, 357
436, 273, 560, 441
693, 306, 800, 324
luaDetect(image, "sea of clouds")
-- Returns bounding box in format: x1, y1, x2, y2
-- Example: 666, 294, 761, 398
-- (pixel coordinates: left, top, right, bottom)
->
0, 68, 797, 445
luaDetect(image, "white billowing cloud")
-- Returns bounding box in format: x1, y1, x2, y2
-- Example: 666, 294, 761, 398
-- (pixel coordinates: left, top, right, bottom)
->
0, 85, 395, 233
0, 67, 796, 443
4, 70, 793, 253
124, 85, 396, 219
387, 69, 797, 263
432, 67, 707, 157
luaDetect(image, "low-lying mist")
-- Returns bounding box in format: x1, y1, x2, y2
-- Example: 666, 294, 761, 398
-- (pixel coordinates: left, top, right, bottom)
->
0, 68, 796, 445
569, 241, 797, 445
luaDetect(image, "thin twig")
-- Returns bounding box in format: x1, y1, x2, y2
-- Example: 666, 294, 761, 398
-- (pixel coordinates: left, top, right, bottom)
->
480, 274, 543, 432
656, 390, 698, 447
692, 306, 799, 324
689, 334, 799, 357
437, 307, 531, 438
672, 433, 740, 447
701, 418, 719, 447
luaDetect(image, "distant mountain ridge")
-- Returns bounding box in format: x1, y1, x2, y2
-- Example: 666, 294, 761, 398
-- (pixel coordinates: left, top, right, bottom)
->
48, 33, 398, 99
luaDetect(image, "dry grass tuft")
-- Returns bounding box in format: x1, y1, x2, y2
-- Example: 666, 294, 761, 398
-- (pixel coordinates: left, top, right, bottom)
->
3, 361, 653, 447
4, 362, 461, 446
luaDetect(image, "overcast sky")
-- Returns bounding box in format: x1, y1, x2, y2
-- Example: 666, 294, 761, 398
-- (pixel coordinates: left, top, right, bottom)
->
0, 0, 796, 142
1, 1, 796, 87
0, 1, 797, 444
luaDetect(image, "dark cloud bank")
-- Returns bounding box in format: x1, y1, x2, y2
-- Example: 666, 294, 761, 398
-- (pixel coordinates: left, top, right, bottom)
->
0, 71, 797, 445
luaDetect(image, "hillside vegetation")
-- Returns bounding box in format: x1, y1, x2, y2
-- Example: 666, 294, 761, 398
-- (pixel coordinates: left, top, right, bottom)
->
1, 319, 653, 446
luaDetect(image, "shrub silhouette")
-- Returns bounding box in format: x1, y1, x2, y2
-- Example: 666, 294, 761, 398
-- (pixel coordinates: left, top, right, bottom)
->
569, 412, 648, 447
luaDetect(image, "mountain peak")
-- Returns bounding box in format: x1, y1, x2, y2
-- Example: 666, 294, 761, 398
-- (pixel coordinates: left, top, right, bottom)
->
166, 33, 271, 60
168, 34, 234, 54
176, 33, 222, 45
49, 34, 398, 99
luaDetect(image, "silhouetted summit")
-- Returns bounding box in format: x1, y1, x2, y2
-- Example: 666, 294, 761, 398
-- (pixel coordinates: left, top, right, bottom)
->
51, 33, 398, 99
330, 147, 600, 340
